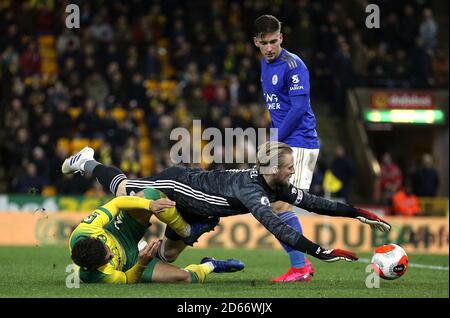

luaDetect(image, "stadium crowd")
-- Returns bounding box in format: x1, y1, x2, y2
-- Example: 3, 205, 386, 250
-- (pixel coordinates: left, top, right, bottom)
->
0, 0, 447, 200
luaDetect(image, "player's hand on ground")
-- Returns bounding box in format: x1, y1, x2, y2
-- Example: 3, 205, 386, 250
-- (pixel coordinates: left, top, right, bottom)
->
356, 208, 391, 232
316, 248, 358, 262
150, 198, 176, 214
138, 239, 161, 266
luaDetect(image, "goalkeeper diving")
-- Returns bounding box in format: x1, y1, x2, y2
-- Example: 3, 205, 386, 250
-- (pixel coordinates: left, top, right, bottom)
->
64, 141, 391, 267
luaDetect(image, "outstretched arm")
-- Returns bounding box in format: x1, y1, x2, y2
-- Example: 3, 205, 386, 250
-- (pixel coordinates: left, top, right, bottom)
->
79, 196, 176, 232
241, 190, 358, 262
282, 187, 391, 232
97, 240, 161, 284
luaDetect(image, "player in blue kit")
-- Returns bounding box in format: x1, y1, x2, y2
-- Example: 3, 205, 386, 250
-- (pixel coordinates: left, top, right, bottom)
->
254, 15, 320, 282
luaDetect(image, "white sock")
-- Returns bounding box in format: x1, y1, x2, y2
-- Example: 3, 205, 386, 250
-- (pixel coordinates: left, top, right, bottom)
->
204, 261, 215, 271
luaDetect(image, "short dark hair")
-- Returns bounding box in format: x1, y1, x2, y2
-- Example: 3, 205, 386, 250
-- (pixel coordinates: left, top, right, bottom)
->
71, 237, 107, 271
253, 15, 281, 37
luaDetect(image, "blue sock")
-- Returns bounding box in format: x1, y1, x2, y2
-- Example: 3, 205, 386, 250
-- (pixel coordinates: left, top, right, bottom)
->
278, 211, 305, 268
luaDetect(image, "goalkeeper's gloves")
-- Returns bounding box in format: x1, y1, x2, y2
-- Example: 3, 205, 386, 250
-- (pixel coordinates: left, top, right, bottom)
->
315, 247, 359, 262
355, 208, 391, 232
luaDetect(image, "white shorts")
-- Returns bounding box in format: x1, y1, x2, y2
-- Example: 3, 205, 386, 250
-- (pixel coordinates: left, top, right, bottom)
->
290, 147, 320, 190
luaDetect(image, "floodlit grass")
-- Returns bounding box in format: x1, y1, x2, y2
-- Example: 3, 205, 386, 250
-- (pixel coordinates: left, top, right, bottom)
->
0, 246, 447, 298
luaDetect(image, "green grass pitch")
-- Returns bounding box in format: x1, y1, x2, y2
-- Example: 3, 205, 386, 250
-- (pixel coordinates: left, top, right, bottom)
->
0, 246, 447, 298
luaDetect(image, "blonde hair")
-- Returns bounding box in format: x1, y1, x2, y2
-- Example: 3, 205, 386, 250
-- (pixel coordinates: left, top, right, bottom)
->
256, 141, 293, 174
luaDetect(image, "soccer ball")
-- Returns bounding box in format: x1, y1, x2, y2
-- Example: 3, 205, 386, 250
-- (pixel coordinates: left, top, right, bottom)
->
371, 244, 408, 280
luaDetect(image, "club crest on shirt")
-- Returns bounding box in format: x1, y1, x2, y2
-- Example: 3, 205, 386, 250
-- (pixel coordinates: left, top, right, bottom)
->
272, 74, 278, 85
294, 190, 303, 205
260, 196, 270, 206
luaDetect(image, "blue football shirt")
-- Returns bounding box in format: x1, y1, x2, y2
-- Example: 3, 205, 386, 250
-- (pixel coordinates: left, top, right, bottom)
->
261, 48, 320, 149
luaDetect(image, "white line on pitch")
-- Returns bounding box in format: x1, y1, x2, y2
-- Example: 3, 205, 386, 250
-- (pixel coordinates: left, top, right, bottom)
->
358, 258, 449, 271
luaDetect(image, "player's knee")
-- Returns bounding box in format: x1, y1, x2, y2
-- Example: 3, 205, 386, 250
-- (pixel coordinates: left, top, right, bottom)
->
163, 249, 180, 263
179, 272, 192, 283
168, 271, 191, 283
157, 245, 179, 263
157, 239, 181, 263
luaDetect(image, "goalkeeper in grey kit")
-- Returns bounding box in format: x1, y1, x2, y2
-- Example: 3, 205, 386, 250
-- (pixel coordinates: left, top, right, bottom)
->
62, 141, 391, 264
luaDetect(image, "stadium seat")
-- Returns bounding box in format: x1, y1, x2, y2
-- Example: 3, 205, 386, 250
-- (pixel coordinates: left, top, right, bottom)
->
139, 138, 150, 153
68, 107, 81, 120
71, 138, 90, 153
160, 80, 177, 91
42, 185, 56, 196
138, 124, 148, 134
140, 156, 153, 176
91, 138, 104, 150
38, 35, 58, 75
97, 108, 106, 119
133, 108, 144, 122
144, 80, 158, 91
111, 107, 127, 122
57, 138, 71, 153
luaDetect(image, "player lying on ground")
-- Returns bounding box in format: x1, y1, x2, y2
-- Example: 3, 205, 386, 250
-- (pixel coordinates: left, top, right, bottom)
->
63, 142, 390, 271
70, 195, 244, 284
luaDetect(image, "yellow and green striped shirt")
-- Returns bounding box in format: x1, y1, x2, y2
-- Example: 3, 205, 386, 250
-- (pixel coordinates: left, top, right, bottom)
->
69, 196, 153, 284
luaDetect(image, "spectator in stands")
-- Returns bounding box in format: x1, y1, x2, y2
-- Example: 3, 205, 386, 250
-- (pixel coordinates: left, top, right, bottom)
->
128, 72, 148, 106
392, 183, 422, 217
85, 181, 107, 197
411, 37, 434, 87
19, 42, 41, 76
5, 98, 28, 131
432, 48, 449, 86
380, 152, 403, 204
113, 115, 139, 148
31, 146, 50, 182
350, 33, 370, 84
120, 137, 141, 178
413, 154, 439, 197
419, 8, 438, 54
51, 100, 73, 139
55, 172, 94, 195
0, 0, 448, 195
392, 49, 411, 85
310, 165, 325, 197
6, 127, 32, 171
333, 41, 354, 116
84, 72, 109, 105
330, 145, 354, 202
49, 147, 69, 185
399, 4, 417, 50
13, 162, 48, 194
76, 99, 102, 139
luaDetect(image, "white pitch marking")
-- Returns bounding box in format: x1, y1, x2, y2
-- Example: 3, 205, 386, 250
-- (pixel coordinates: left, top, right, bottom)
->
358, 258, 449, 271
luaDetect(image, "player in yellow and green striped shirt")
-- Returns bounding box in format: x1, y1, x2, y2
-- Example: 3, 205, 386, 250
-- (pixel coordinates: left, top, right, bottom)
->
69, 195, 244, 284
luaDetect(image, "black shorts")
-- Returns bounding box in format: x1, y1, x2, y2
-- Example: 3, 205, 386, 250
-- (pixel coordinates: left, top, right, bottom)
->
126, 167, 214, 241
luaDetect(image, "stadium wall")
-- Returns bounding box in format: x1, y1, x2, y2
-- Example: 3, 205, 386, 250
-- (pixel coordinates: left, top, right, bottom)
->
0, 212, 447, 255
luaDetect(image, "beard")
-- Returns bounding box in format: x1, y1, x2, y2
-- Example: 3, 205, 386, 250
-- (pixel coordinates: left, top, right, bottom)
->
272, 175, 290, 190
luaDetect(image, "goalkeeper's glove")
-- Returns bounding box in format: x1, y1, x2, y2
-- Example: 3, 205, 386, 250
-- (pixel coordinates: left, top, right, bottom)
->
355, 208, 391, 232
315, 247, 359, 262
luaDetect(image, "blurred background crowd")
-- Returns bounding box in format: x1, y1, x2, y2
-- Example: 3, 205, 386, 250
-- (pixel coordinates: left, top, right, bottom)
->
0, 0, 447, 213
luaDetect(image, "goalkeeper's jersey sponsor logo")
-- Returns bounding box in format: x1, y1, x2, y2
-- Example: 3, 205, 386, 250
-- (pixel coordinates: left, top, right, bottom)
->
294, 189, 303, 205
